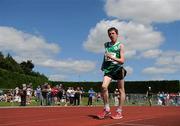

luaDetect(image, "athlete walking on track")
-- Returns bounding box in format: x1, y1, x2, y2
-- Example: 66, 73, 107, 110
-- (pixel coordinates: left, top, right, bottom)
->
97, 27, 127, 120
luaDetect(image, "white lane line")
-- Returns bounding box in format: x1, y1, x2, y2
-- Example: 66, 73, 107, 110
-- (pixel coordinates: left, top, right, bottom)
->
102, 117, 158, 126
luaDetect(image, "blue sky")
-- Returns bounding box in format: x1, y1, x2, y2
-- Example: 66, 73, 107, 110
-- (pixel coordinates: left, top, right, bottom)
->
0, 0, 180, 82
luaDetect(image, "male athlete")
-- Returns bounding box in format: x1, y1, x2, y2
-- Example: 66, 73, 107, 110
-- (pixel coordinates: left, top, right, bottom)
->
97, 27, 126, 119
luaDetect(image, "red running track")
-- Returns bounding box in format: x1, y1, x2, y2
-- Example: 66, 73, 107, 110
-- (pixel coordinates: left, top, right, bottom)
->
0, 106, 180, 126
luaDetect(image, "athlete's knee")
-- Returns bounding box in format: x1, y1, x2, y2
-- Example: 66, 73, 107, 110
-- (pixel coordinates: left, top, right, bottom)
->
101, 85, 108, 92
118, 88, 125, 95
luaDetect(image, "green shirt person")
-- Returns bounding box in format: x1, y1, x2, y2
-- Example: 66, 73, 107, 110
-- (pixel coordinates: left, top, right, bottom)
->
97, 27, 126, 120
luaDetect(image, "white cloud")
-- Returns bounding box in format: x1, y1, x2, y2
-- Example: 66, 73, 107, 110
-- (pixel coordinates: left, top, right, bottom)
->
141, 49, 162, 58
48, 74, 67, 81
155, 51, 180, 66
0, 26, 60, 61
149, 76, 165, 81
142, 66, 177, 74
105, 0, 180, 24
142, 50, 180, 75
83, 20, 164, 59
40, 59, 96, 73
0, 26, 96, 76
124, 66, 133, 75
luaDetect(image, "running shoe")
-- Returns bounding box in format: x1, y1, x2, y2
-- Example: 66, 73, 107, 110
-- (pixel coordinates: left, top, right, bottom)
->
111, 112, 123, 119
97, 110, 111, 119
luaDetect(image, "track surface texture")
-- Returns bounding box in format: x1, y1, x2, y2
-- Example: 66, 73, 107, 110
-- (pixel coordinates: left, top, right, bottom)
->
0, 106, 179, 126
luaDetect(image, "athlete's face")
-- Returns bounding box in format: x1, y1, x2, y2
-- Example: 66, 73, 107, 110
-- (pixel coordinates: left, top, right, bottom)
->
108, 30, 118, 43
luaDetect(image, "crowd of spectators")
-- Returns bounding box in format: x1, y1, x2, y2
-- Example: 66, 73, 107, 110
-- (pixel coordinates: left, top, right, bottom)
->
0, 83, 100, 106
0, 83, 180, 106
157, 91, 180, 106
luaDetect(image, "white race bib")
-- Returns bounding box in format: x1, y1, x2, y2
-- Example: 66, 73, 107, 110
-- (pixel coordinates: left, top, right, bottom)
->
105, 52, 116, 61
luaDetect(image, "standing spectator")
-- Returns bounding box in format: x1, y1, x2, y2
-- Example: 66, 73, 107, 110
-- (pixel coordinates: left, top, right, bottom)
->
96, 92, 102, 103
161, 92, 166, 106
51, 85, 59, 105
80, 87, 85, 104
146, 87, 153, 106
177, 92, 180, 106
66, 87, 75, 105
165, 92, 170, 106
14, 87, 20, 102
126, 94, 130, 104
88, 88, 95, 106
74, 87, 82, 106
46, 84, 52, 105
19, 84, 27, 106
114, 89, 119, 106
57, 84, 64, 104
66, 87, 71, 106
26, 84, 33, 104
157, 92, 162, 105
35, 85, 42, 103
69, 87, 75, 105
175, 93, 179, 106
41, 83, 48, 106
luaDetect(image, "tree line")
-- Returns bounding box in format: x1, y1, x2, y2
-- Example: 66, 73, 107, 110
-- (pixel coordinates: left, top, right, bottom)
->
51, 80, 180, 94
0, 52, 48, 88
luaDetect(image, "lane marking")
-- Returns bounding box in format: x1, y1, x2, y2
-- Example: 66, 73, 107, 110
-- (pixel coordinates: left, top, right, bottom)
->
102, 117, 158, 126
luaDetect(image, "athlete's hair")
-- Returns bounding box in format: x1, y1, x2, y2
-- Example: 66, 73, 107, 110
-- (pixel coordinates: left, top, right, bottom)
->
108, 27, 118, 35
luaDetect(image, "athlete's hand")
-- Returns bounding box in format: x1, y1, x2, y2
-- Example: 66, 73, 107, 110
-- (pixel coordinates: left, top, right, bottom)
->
105, 53, 114, 60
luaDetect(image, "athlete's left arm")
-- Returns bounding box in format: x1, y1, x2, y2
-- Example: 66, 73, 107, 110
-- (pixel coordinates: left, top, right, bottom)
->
106, 44, 125, 64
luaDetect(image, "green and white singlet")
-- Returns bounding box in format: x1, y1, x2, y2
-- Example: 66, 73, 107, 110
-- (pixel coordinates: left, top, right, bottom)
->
101, 41, 122, 75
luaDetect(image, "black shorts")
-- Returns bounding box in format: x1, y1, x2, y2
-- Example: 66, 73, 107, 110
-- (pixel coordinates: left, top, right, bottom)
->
104, 67, 127, 80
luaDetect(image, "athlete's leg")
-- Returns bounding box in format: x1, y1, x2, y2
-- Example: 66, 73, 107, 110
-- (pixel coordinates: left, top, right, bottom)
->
117, 67, 126, 110
117, 79, 125, 109
111, 79, 125, 119
101, 76, 112, 111
97, 76, 112, 119
148, 98, 152, 106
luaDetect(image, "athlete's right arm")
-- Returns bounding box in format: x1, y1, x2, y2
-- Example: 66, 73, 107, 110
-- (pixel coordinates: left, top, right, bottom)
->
105, 44, 125, 64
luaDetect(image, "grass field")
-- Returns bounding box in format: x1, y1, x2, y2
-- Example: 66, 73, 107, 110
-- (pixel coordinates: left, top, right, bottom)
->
0, 96, 154, 107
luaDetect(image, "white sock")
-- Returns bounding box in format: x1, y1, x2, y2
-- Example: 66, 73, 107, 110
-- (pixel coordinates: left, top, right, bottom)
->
116, 107, 122, 113
104, 104, 110, 111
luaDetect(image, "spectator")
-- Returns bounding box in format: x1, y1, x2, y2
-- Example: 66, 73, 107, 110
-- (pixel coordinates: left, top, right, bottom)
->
57, 84, 64, 104
165, 92, 170, 106
146, 87, 153, 106
157, 92, 162, 105
80, 87, 85, 104
66, 87, 75, 105
69, 87, 75, 105
74, 87, 82, 106
41, 83, 48, 106
26, 84, 33, 104
19, 84, 27, 106
96, 92, 102, 103
66, 87, 71, 106
114, 89, 119, 106
88, 88, 95, 106
51, 85, 59, 105
35, 85, 42, 103
14, 87, 20, 102
46, 84, 52, 105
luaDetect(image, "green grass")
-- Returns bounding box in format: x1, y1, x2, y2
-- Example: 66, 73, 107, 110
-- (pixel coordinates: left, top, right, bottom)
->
0, 97, 153, 107
0, 102, 19, 106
